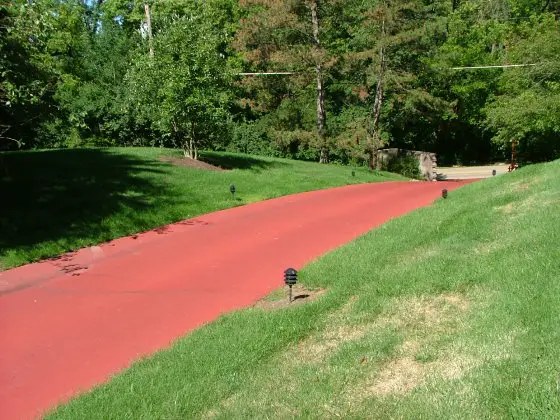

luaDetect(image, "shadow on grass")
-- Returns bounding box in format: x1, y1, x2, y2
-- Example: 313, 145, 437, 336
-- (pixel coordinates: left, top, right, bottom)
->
0, 149, 172, 262
200, 152, 286, 171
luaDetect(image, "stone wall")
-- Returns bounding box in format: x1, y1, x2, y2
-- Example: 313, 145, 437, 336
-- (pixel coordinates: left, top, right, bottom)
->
377, 148, 438, 181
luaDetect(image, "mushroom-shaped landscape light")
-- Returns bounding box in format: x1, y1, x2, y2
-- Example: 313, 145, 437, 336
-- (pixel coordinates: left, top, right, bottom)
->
284, 268, 298, 303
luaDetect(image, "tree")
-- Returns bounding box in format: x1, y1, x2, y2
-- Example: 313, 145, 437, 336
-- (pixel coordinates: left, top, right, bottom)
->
126, 6, 236, 158
0, 1, 56, 148
344, 0, 451, 168
235, 0, 342, 163
430, 0, 558, 164
52, 20, 138, 146
484, 15, 560, 162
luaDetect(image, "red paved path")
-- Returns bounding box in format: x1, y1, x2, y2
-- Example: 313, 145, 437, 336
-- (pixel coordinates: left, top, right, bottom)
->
0, 181, 470, 419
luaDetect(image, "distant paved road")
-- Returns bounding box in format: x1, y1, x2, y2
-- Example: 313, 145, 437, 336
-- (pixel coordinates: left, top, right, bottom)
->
437, 164, 509, 180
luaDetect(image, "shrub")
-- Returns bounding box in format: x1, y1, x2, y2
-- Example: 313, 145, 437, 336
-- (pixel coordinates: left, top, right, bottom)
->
386, 155, 422, 179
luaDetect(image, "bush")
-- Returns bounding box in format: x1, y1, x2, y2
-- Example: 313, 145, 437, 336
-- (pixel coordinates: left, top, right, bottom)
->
227, 122, 275, 156
385, 155, 422, 179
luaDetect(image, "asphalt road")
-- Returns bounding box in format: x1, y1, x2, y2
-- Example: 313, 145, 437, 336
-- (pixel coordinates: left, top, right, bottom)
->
436, 164, 510, 180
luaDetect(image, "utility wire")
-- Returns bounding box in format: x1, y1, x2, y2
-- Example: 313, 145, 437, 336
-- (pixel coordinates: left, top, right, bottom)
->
448, 63, 539, 70
238, 63, 548, 77
238, 72, 297, 76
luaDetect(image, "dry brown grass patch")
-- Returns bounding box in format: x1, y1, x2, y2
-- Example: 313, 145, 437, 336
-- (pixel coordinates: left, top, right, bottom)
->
514, 182, 531, 192
495, 194, 558, 219
294, 296, 365, 362
369, 357, 426, 396
344, 292, 482, 404
374, 292, 471, 332
395, 244, 442, 268
473, 239, 508, 255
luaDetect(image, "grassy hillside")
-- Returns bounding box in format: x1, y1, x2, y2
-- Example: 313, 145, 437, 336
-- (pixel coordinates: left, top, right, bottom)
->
0, 147, 403, 269
48, 160, 560, 419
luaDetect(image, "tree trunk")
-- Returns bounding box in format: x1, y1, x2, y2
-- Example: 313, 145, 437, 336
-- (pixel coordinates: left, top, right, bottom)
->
183, 137, 197, 159
144, 3, 154, 57
368, 19, 386, 170
310, 1, 328, 163
183, 121, 198, 160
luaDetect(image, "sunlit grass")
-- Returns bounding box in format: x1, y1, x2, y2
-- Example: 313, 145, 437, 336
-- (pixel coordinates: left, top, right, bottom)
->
0, 147, 403, 268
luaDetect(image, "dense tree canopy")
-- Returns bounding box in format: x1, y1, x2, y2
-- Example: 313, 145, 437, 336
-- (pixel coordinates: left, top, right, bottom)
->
1, 0, 558, 164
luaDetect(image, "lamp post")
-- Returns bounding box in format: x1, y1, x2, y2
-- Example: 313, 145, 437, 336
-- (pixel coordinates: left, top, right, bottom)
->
442, 189, 448, 199
284, 268, 298, 303
229, 184, 236, 197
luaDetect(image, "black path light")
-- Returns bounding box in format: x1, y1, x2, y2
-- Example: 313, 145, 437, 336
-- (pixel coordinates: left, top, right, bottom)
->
492, 169, 497, 176
229, 184, 236, 197
352, 170, 355, 177
284, 268, 298, 303
442, 188, 448, 199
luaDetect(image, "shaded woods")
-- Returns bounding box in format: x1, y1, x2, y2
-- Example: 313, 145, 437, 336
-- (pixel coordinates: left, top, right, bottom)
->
1, 0, 559, 165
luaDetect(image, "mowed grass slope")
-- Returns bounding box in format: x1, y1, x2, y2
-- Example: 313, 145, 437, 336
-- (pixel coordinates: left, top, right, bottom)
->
48, 160, 560, 419
0, 147, 403, 269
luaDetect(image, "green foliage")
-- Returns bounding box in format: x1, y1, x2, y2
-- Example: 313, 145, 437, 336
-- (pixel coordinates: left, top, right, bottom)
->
51, 21, 138, 147
227, 121, 275, 156
1, 0, 57, 148
385, 154, 422, 179
126, 11, 235, 158
2, 0, 559, 163
484, 15, 560, 162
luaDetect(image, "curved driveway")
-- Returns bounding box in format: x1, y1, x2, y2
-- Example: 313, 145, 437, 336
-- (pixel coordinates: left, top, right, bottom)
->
0, 180, 470, 419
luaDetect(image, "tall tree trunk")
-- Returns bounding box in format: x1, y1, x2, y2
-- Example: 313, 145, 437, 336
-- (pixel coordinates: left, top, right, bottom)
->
144, 3, 154, 57
368, 19, 386, 170
310, 1, 328, 163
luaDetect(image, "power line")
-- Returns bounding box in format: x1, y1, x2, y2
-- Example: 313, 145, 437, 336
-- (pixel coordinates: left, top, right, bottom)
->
237, 62, 551, 80
238, 72, 297, 76
449, 63, 539, 70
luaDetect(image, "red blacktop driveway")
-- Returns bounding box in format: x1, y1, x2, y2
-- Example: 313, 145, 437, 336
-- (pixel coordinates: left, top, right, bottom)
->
0, 180, 472, 419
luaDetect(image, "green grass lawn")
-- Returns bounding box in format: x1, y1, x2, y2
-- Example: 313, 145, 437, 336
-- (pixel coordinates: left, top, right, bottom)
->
0, 147, 404, 269
47, 160, 560, 419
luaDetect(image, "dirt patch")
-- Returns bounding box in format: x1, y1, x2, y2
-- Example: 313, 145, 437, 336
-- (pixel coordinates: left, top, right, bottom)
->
158, 156, 226, 171
253, 284, 326, 311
